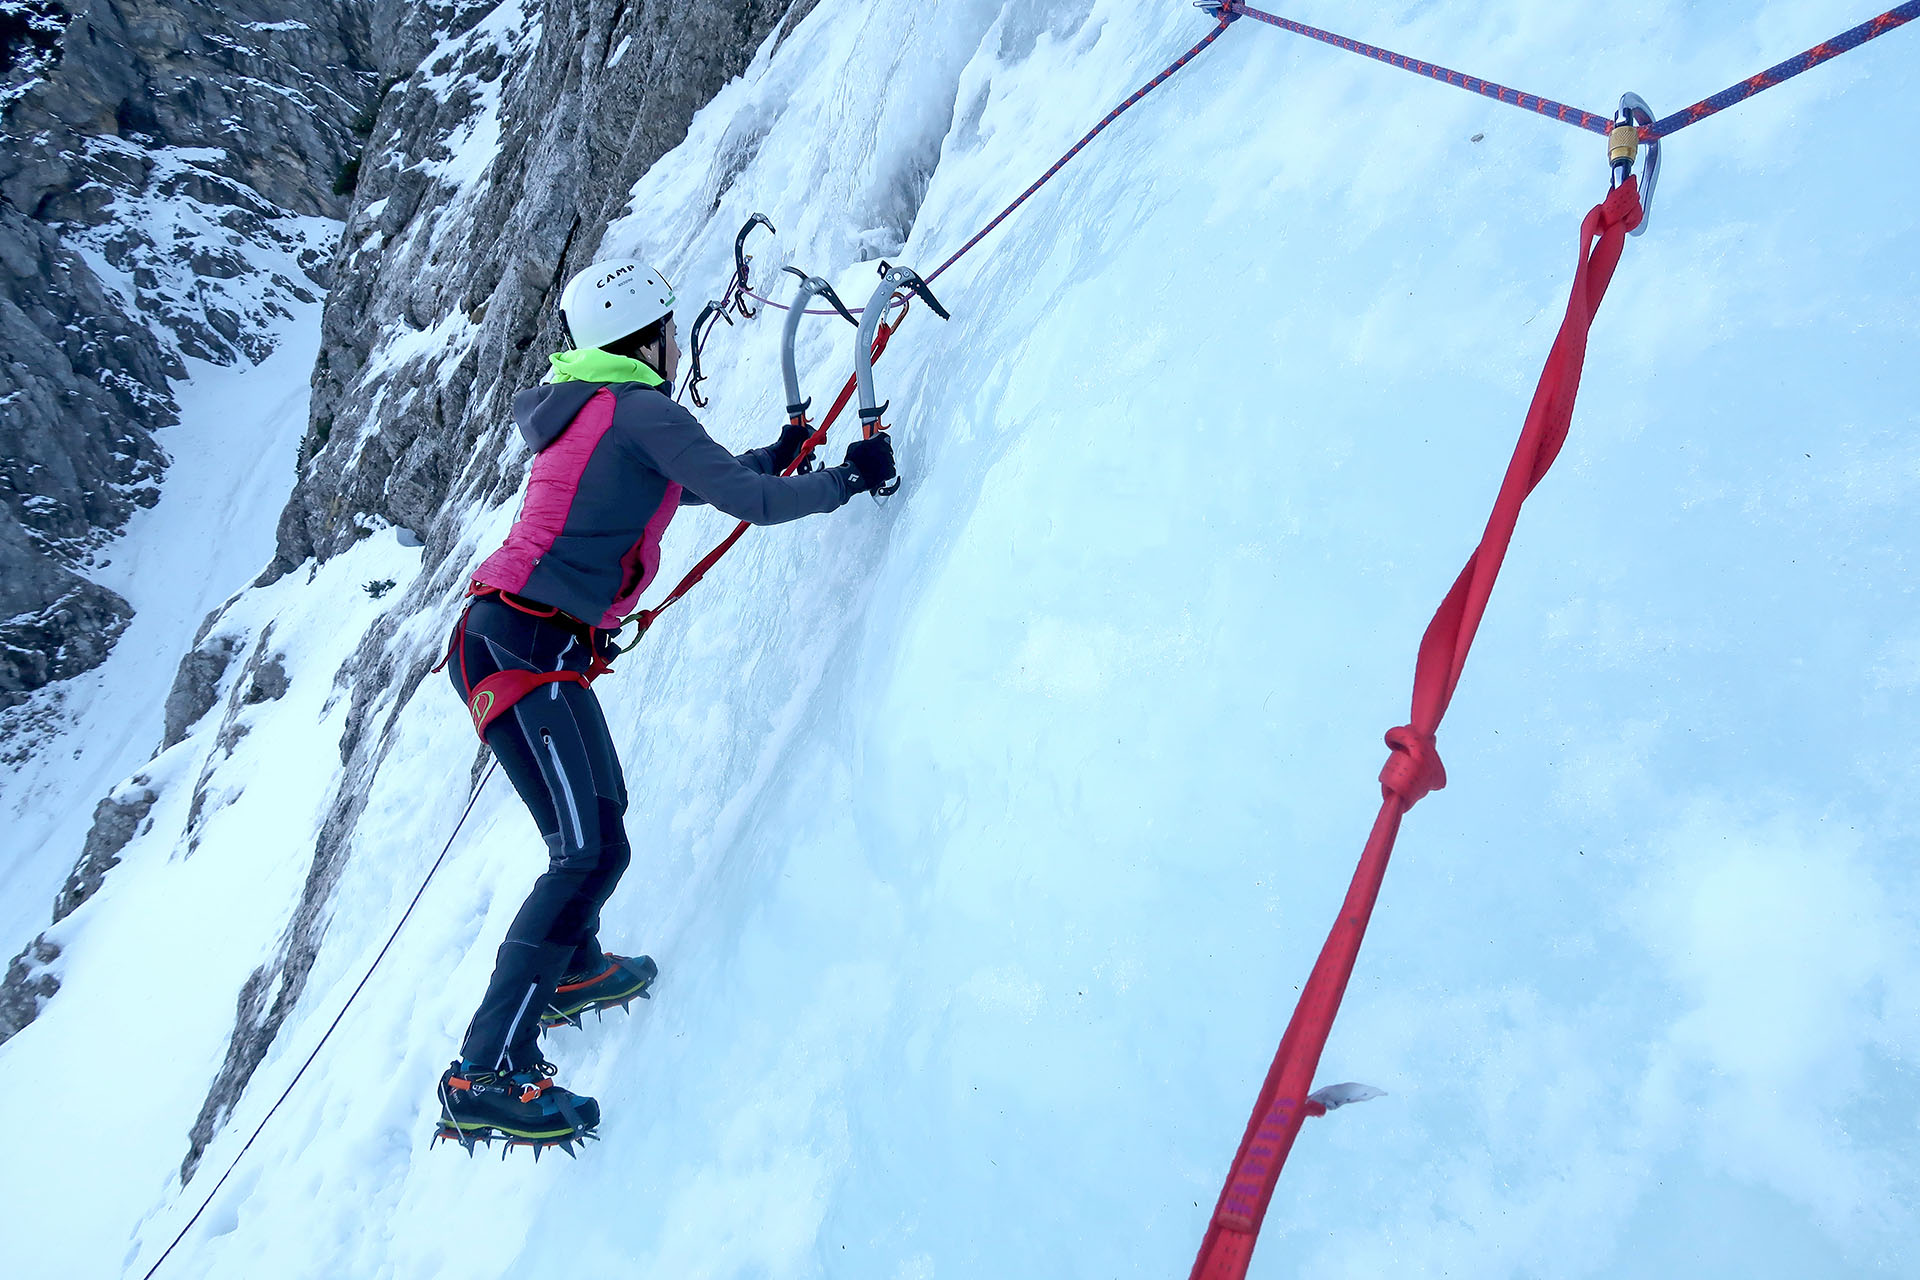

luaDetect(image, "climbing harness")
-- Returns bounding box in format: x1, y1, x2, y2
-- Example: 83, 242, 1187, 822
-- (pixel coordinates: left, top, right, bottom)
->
433, 589, 620, 739
146, 4, 1914, 1273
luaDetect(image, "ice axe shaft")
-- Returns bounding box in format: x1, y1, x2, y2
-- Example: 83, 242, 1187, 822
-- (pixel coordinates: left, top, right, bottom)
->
778, 265, 858, 418
854, 262, 947, 424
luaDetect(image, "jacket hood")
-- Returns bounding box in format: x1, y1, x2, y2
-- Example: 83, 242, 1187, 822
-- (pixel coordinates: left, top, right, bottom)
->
510, 381, 605, 452
511, 349, 670, 451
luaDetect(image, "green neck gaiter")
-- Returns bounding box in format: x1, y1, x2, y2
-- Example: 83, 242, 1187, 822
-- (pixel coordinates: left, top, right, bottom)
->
547, 348, 666, 385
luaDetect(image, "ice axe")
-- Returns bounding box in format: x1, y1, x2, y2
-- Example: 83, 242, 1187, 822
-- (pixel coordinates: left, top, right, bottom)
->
776, 266, 858, 471
854, 261, 949, 498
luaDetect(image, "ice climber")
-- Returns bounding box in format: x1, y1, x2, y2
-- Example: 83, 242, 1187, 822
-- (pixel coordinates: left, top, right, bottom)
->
434, 258, 898, 1151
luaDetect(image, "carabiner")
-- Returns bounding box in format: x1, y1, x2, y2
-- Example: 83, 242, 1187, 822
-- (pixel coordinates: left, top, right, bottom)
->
730, 213, 776, 317
1610, 92, 1659, 236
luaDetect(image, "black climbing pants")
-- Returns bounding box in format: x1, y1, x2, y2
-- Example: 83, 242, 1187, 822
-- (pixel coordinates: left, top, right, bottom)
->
447, 596, 631, 1072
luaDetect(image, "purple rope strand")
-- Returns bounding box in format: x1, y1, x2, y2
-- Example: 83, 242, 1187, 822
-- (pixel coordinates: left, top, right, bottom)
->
1226, 3, 1612, 134
1645, 1, 1919, 137
926, 15, 1238, 284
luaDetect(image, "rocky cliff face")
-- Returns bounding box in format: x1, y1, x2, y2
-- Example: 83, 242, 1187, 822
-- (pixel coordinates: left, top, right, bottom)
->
0, 0, 380, 712
274, 0, 817, 576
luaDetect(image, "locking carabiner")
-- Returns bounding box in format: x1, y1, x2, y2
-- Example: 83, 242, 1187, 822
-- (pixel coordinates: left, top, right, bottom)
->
1609, 92, 1659, 236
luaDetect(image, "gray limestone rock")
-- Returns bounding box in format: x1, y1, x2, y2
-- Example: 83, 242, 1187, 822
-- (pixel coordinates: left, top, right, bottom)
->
0, 0, 382, 711
184, 626, 288, 849
0, 509, 132, 710
0, 199, 162, 708
161, 631, 239, 749
0, 771, 157, 1047
53, 776, 159, 924
0, 935, 62, 1046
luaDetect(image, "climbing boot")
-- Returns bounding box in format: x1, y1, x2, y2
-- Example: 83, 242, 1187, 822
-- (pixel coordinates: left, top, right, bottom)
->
433, 1059, 599, 1158
541, 953, 658, 1029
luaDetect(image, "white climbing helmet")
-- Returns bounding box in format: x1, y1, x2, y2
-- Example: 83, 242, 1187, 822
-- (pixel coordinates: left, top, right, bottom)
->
558, 259, 676, 350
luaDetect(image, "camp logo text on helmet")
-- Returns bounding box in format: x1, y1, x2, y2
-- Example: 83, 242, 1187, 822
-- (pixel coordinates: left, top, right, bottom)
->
559, 258, 677, 351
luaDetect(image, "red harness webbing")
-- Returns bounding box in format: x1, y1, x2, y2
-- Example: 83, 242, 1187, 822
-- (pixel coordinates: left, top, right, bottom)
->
434, 588, 616, 739
463, 668, 591, 737
1190, 177, 1643, 1280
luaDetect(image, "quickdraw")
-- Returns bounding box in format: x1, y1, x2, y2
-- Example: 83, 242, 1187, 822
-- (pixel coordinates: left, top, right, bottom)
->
682, 213, 775, 407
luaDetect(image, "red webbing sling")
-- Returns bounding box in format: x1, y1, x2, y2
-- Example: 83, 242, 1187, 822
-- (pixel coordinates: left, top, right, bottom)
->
1190, 176, 1644, 1280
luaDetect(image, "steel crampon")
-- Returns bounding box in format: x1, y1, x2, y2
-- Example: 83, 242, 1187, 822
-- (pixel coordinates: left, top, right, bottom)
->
432, 1121, 598, 1160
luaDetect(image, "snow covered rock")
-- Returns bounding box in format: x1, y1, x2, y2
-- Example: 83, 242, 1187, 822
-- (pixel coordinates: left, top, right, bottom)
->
0, 0, 380, 708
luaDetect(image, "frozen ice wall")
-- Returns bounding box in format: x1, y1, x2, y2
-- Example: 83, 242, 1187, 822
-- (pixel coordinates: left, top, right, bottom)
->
5, 2, 1916, 1277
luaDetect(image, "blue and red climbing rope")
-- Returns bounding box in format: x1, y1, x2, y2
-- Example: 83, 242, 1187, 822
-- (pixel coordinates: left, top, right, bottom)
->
1215, 2, 1614, 134
1646, 0, 1920, 137
1218, 1, 1918, 142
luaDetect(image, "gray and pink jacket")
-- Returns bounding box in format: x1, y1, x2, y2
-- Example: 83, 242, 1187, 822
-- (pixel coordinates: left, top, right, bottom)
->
472, 377, 851, 627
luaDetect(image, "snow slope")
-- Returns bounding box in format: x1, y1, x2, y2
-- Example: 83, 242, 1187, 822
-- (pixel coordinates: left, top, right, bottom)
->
0, 307, 322, 961
7, 1, 1918, 1277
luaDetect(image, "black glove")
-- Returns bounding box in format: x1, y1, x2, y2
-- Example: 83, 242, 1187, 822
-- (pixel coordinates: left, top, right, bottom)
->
767, 422, 814, 473
839, 433, 897, 495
